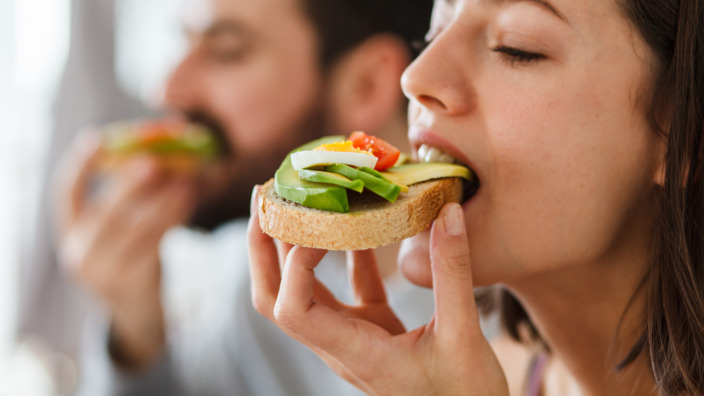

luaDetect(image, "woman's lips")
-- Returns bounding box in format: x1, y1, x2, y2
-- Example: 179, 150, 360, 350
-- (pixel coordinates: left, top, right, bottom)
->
415, 142, 480, 203
410, 129, 477, 171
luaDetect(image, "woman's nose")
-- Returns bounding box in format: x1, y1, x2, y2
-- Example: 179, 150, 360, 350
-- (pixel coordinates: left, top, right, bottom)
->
401, 29, 475, 117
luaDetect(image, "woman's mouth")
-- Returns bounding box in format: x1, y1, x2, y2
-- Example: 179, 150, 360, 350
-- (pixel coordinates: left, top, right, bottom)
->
416, 143, 480, 203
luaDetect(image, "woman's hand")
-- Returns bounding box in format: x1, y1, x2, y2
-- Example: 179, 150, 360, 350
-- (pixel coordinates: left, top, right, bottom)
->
247, 186, 508, 396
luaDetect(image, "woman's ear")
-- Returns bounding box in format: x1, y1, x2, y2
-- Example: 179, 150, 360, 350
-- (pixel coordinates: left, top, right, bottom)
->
653, 147, 666, 187
651, 91, 675, 187
653, 132, 668, 186
324, 34, 410, 133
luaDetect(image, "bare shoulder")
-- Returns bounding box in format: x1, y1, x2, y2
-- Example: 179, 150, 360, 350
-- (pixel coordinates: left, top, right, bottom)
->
491, 333, 535, 396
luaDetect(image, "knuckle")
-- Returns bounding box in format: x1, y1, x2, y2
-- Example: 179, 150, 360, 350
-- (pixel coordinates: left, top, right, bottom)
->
434, 251, 472, 278
272, 302, 299, 330
251, 294, 274, 317
58, 242, 89, 278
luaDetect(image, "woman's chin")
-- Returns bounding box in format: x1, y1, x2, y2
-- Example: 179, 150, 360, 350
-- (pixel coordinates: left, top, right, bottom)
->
399, 230, 433, 288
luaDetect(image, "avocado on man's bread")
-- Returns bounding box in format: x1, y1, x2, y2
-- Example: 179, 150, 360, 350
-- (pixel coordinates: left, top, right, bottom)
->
258, 133, 473, 251
100, 119, 220, 173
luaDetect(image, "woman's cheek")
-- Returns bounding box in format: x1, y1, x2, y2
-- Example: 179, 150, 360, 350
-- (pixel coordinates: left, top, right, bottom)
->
399, 230, 433, 288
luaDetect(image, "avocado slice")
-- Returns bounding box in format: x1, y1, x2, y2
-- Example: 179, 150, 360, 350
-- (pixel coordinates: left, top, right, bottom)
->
298, 169, 364, 193
381, 162, 473, 186
358, 167, 409, 193
358, 167, 388, 181
275, 136, 350, 213
324, 164, 402, 203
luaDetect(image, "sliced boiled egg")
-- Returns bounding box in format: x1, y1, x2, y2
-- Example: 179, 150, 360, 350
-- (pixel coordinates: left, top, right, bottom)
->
291, 140, 378, 171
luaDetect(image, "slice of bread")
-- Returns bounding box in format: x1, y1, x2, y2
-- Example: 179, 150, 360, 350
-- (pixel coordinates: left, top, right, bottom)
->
100, 153, 204, 174
258, 177, 463, 250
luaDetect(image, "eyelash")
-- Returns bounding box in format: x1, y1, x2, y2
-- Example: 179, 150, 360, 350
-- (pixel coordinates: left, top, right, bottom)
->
492, 46, 545, 65
410, 40, 546, 67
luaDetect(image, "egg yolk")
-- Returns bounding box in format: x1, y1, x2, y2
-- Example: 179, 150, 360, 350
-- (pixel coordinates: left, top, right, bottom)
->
313, 141, 373, 155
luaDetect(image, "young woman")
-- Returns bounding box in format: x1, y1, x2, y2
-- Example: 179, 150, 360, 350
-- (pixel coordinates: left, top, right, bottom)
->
247, 0, 704, 394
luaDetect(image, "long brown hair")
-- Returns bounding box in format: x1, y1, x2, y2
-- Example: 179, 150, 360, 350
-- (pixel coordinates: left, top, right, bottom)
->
478, 0, 704, 394
630, 0, 704, 393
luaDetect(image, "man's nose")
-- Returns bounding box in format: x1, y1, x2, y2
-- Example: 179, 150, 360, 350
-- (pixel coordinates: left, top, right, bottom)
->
160, 52, 201, 111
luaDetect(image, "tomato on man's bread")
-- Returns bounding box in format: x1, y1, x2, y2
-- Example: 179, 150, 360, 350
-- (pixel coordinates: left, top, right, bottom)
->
258, 132, 476, 250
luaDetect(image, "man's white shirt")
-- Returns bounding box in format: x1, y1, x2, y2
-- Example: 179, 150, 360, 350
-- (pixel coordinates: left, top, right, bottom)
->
79, 220, 435, 396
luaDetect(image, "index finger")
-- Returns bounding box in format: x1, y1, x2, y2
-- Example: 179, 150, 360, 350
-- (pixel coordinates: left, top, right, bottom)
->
275, 246, 397, 366
347, 250, 387, 304
54, 130, 102, 227
274, 245, 355, 348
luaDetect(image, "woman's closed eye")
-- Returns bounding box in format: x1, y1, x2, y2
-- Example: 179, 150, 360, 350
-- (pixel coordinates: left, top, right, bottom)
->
492, 46, 545, 66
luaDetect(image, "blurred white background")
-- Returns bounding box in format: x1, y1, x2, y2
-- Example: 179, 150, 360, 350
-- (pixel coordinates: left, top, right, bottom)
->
0, 0, 185, 394
0, 0, 71, 394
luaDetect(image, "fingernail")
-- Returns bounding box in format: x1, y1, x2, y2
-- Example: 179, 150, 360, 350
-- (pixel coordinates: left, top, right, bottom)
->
250, 185, 260, 216
443, 203, 464, 236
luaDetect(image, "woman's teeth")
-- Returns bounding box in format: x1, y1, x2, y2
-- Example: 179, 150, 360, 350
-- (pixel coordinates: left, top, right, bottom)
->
417, 144, 480, 202
417, 144, 459, 164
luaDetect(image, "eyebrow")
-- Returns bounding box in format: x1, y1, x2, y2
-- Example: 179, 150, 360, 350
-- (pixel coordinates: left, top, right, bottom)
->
442, 0, 568, 23
203, 20, 251, 39
515, 0, 568, 23
184, 19, 252, 40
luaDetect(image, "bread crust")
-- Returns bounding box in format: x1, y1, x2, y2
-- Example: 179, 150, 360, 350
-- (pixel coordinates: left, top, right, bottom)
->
99, 153, 205, 175
258, 177, 463, 250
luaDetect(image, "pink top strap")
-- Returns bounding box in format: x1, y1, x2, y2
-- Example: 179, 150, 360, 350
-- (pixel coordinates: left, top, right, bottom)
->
524, 353, 549, 396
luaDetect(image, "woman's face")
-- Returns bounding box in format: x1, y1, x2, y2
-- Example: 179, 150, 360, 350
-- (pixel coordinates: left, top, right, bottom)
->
400, 0, 663, 287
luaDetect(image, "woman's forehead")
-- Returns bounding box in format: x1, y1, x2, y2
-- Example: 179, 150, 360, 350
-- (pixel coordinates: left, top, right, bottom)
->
436, 0, 625, 26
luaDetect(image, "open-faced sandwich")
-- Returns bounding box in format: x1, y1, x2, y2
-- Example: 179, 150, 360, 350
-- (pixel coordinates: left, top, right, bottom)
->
258, 132, 476, 250
100, 119, 220, 173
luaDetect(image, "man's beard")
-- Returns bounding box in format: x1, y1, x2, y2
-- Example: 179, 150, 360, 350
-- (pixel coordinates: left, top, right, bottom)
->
184, 106, 327, 231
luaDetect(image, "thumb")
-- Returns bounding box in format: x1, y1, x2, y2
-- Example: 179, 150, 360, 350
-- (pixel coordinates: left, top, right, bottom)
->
429, 202, 480, 342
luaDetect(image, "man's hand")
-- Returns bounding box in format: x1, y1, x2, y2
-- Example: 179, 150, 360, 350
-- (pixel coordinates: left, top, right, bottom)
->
248, 185, 509, 396
55, 131, 197, 369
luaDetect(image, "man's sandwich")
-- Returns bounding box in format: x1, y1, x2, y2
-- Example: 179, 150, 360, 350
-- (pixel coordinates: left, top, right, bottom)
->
258, 132, 475, 250
100, 119, 220, 173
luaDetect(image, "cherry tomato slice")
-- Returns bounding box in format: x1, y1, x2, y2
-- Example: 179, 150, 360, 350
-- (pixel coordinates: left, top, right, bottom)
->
137, 120, 184, 145
349, 131, 400, 171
